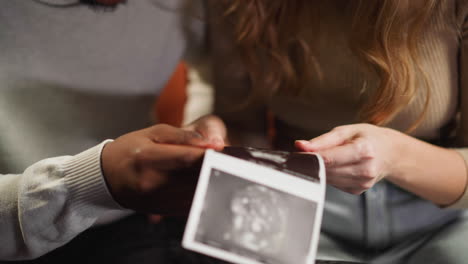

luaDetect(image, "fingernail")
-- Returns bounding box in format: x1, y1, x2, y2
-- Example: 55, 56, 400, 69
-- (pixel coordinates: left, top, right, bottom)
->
295, 140, 310, 145
191, 132, 203, 139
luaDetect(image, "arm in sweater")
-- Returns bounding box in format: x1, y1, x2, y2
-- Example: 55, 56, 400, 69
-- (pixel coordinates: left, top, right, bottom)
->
0, 141, 122, 260
0, 122, 213, 260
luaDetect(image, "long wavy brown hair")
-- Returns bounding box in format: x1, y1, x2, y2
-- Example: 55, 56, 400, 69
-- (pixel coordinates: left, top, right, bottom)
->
220, 0, 439, 129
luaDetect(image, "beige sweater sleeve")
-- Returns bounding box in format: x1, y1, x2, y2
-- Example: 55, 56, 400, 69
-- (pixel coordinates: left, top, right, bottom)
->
0, 141, 123, 260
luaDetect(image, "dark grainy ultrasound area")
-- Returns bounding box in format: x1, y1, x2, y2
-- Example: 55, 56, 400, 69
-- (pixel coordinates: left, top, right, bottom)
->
222, 146, 320, 182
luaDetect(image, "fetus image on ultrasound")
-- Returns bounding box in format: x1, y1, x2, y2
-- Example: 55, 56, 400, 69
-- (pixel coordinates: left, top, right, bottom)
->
224, 184, 288, 254
194, 168, 318, 264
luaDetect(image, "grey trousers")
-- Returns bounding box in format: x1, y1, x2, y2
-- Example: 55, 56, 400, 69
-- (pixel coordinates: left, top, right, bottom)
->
317, 206, 468, 264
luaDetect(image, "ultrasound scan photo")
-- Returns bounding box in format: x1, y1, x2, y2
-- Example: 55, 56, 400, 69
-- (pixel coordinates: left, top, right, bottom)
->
194, 169, 318, 264
183, 148, 326, 264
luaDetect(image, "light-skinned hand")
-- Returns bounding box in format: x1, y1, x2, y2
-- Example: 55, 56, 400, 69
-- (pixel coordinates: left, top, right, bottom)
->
184, 114, 228, 149
295, 123, 403, 195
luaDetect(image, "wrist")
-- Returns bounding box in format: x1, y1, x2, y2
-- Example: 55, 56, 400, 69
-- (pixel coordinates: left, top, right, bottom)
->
382, 128, 410, 182
384, 132, 468, 205
62, 140, 123, 215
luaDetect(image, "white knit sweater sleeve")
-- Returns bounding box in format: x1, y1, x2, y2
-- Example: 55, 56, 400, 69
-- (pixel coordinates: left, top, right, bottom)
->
0, 140, 123, 260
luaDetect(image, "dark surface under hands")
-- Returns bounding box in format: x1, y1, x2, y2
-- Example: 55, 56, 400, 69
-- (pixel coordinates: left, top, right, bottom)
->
0, 214, 364, 264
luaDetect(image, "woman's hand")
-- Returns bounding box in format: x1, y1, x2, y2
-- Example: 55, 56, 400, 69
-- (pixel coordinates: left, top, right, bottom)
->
295, 124, 403, 195
184, 114, 228, 150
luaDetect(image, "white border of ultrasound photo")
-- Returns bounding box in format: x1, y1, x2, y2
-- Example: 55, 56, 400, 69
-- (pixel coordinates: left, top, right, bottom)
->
183, 149, 326, 264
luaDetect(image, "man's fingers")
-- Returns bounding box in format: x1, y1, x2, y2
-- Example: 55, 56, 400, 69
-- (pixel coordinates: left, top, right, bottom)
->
146, 124, 210, 147
135, 143, 206, 171
295, 125, 359, 151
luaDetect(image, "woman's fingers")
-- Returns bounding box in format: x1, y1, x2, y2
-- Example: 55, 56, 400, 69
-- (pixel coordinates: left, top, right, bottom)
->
296, 125, 361, 152
317, 138, 375, 167
326, 161, 377, 194
185, 115, 227, 150
294, 124, 393, 195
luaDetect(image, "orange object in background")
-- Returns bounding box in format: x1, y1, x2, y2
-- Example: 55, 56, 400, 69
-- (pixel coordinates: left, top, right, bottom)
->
149, 62, 188, 224
155, 62, 188, 127
156, 62, 276, 138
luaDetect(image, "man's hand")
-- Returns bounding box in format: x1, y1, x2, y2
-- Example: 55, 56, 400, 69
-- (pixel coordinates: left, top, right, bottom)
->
101, 124, 210, 214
